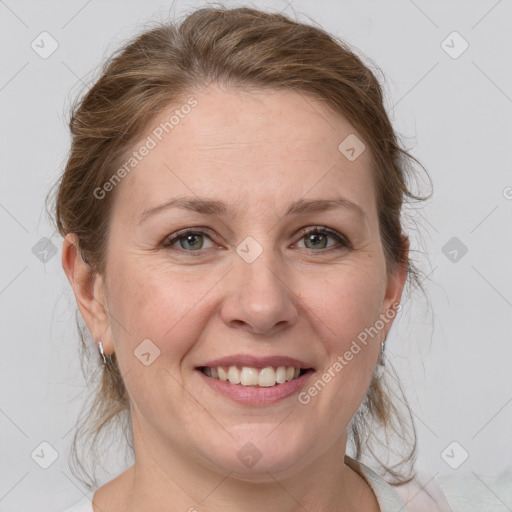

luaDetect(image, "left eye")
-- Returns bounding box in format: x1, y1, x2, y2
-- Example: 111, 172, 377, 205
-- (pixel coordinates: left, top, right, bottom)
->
295, 227, 348, 250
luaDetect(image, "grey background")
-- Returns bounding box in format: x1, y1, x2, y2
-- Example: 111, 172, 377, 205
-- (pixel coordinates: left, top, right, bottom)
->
1, 0, 511, 510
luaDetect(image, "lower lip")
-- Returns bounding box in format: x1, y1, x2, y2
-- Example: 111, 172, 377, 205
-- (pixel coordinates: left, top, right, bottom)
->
196, 369, 314, 406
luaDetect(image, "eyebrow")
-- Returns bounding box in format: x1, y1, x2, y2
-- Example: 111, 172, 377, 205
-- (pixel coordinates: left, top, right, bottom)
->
138, 196, 366, 224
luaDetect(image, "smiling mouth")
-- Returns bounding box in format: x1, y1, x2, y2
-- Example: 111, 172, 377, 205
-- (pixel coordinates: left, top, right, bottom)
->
198, 365, 313, 388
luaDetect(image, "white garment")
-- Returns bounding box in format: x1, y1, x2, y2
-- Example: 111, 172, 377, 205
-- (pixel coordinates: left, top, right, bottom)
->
345, 457, 453, 511
62, 457, 512, 512
62, 496, 94, 512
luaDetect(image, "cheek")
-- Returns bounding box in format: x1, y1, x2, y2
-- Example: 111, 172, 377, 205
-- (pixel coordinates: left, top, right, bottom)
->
103, 258, 217, 424
299, 263, 386, 406
304, 262, 386, 347
105, 255, 219, 363
299, 269, 383, 424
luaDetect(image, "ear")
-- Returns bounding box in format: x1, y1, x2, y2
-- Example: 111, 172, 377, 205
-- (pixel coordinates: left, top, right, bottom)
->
61, 233, 114, 355
380, 234, 409, 337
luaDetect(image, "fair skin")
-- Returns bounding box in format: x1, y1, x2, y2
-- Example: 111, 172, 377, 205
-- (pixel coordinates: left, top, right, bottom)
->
63, 85, 407, 512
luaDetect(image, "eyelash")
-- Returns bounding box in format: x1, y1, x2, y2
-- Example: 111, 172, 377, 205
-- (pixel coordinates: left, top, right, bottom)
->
162, 226, 351, 256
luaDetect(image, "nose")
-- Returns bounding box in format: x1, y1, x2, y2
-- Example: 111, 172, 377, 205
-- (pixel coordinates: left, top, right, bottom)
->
220, 250, 299, 336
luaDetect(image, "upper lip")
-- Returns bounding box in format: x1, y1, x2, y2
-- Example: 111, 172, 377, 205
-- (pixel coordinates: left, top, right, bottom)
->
198, 354, 314, 370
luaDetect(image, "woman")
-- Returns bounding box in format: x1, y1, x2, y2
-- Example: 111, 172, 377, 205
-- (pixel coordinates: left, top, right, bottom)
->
54, 5, 476, 511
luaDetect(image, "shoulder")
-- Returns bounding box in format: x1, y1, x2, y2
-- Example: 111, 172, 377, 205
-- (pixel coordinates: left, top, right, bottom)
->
346, 456, 452, 512
393, 470, 454, 511
62, 496, 94, 512
435, 465, 512, 512
347, 455, 455, 512
393, 464, 512, 512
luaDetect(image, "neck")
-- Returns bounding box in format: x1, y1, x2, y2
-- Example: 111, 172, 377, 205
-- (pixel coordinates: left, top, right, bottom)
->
94, 418, 378, 512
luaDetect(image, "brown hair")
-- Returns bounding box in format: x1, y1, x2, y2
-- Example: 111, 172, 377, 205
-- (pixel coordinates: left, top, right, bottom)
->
50, 3, 429, 488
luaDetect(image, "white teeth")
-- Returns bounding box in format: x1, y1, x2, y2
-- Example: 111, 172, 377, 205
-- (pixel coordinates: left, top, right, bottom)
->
258, 367, 277, 387
203, 365, 304, 387
228, 366, 241, 384
276, 366, 287, 384
240, 367, 259, 386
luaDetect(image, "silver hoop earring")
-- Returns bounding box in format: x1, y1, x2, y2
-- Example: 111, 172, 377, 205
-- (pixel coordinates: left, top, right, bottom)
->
97, 340, 107, 364
378, 338, 386, 366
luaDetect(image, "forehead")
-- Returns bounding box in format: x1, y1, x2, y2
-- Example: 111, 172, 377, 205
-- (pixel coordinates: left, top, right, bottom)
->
111, 85, 376, 220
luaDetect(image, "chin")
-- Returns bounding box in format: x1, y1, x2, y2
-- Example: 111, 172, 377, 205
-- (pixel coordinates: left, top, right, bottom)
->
198, 432, 315, 480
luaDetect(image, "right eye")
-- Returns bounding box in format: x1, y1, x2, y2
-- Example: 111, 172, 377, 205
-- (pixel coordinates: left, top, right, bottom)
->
163, 228, 217, 254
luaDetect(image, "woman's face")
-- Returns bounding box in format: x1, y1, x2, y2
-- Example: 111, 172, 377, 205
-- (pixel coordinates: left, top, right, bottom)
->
90, 85, 406, 478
